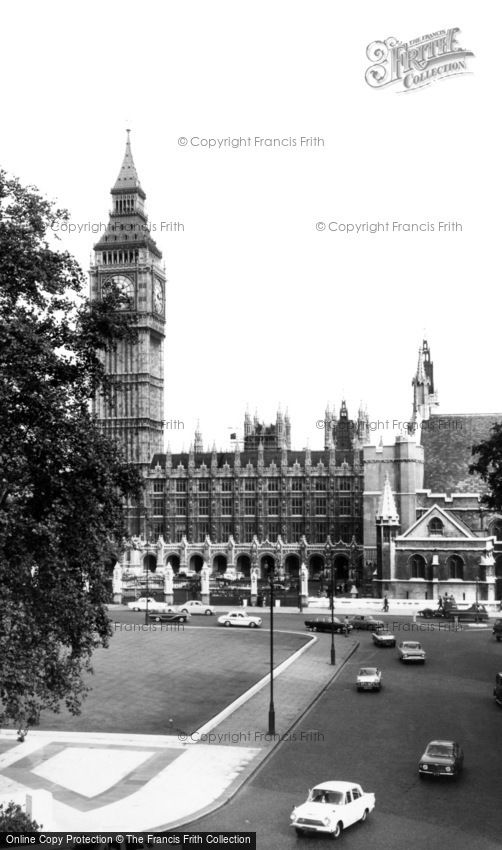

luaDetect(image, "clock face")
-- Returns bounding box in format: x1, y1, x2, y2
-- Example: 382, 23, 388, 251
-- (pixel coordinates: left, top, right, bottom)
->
104, 275, 134, 308
153, 279, 164, 314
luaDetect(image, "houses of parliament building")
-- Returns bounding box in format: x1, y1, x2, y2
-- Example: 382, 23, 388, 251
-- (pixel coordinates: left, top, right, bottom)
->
91, 136, 502, 602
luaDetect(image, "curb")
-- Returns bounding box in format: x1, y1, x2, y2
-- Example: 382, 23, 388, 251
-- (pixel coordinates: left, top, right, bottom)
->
193, 632, 316, 738
159, 640, 360, 831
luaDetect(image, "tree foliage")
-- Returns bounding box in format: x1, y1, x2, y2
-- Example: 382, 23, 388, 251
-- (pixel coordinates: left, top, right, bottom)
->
0, 170, 142, 730
0, 800, 40, 831
470, 423, 502, 511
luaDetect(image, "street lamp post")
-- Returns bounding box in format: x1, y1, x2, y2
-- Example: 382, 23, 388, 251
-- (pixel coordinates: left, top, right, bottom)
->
144, 562, 150, 626
330, 560, 336, 666
475, 575, 480, 623
268, 563, 276, 735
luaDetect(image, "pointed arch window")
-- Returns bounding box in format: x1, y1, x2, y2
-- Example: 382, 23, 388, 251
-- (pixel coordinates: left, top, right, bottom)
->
428, 517, 444, 536
447, 555, 464, 580
410, 554, 426, 579
489, 520, 502, 540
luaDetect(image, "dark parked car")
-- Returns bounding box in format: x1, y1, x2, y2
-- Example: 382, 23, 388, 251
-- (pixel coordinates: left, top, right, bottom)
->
418, 603, 488, 622
416, 607, 444, 619
419, 740, 464, 778
349, 615, 385, 631
493, 619, 502, 641
305, 617, 353, 634
494, 672, 502, 706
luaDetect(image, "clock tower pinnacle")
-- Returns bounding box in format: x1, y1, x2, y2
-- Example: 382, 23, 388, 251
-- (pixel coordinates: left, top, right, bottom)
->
89, 132, 166, 483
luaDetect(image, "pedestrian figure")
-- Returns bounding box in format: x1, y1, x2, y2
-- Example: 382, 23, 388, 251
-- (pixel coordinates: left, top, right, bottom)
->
438, 595, 443, 610
383, 595, 389, 612
343, 615, 350, 637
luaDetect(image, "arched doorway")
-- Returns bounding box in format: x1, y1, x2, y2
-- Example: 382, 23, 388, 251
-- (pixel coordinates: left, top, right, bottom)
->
308, 552, 325, 595
333, 554, 349, 582
144, 554, 157, 573
213, 553, 227, 574
189, 553, 204, 573
260, 553, 275, 578
284, 553, 300, 578
308, 553, 325, 579
166, 553, 180, 573
236, 553, 251, 577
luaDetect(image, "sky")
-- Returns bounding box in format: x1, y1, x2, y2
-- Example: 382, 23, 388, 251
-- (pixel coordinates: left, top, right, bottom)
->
1, 1, 500, 453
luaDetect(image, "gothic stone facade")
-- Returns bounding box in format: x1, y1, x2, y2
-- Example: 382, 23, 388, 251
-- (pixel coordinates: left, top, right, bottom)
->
138, 403, 370, 584
91, 142, 502, 602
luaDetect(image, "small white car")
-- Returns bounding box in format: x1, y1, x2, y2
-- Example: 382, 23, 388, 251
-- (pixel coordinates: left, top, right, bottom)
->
372, 628, 396, 648
356, 667, 382, 692
291, 781, 375, 838
127, 597, 174, 613
178, 600, 214, 616
217, 610, 262, 629
398, 641, 426, 662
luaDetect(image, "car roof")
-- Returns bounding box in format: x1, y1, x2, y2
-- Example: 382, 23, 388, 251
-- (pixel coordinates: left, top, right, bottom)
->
308, 616, 341, 621
313, 781, 361, 792
426, 739, 457, 747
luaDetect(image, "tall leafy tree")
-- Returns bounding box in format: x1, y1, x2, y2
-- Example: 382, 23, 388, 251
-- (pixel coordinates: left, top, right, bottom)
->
470, 423, 502, 511
0, 170, 142, 731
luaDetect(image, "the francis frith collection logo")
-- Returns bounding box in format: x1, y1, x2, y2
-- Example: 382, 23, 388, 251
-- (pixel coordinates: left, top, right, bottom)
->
365, 28, 474, 92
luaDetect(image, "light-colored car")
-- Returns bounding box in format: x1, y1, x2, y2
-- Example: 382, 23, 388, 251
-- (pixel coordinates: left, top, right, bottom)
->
356, 667, 382, 691
178, 600, 214, 616
127, 597, 174, 613
217, 610, 262, 628
290, 781, 375, 838
419, 740, 464, 778
372, 628, 396, 647
349, 615, 385, 631
398, 641, 426, 662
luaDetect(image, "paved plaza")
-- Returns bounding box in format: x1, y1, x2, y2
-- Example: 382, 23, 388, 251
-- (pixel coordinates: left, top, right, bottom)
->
0, 615, 358, 830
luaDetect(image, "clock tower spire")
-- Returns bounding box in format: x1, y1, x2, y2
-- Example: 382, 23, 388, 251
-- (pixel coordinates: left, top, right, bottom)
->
90, 132, 166, 488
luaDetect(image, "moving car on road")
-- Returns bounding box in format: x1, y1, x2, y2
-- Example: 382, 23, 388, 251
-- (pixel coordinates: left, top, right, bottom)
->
217, 610, 262, 628
147, 610, 190, 624
356, 667, 382, 691
398, 641, 426, 662
304, 617, 353, 634
178, 600, 214, 616
372, 628, 396, 647
290, 780, 375, 839
419, 740, 464, 778
349, 615, 385, 631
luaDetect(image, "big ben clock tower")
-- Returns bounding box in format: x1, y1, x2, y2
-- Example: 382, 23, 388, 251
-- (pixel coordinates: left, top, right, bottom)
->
90, 132, 165, 482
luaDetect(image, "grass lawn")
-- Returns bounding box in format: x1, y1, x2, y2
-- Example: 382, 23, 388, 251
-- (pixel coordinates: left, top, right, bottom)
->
36, 625, 309, 735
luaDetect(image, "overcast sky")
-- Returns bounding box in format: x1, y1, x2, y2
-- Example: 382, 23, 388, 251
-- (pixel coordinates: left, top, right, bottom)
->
1, 1, 499, 452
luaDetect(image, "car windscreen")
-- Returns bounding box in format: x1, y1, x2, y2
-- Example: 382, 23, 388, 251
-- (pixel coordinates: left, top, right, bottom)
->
310, 790, 344, 805
426, 745, 454, 758
359, 669, 377, 676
